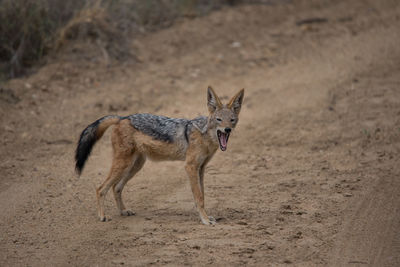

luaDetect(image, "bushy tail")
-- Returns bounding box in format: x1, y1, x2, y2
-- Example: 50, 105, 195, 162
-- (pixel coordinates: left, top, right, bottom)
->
75, 115, 121, 175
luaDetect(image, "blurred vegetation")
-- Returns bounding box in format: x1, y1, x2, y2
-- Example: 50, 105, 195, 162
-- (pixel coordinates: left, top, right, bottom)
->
0, 0, 85, 79
0, 0, 236, 80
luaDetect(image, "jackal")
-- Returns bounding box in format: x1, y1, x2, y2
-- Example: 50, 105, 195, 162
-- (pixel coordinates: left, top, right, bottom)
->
75, 86, 244, 225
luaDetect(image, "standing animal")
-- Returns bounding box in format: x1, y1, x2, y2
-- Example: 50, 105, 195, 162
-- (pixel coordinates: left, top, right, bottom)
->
75, 86, 244, 225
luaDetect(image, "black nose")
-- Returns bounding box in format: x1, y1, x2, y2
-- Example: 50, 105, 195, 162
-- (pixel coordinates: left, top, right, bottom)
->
225, 127, 231, 134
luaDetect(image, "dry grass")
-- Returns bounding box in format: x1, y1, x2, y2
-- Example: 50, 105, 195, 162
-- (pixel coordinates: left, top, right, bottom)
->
0, 0, 236, 80
0, 0, 84, 79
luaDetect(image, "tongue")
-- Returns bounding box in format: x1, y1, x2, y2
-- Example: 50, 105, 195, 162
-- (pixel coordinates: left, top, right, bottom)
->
219, 132, 227, 150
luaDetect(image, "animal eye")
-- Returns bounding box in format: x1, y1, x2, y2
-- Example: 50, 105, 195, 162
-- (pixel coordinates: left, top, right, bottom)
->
230, 119, 236, 122
216, 118, 222, 122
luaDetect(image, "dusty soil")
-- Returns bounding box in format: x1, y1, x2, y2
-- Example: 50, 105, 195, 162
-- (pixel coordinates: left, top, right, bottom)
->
1, 0, 400, 266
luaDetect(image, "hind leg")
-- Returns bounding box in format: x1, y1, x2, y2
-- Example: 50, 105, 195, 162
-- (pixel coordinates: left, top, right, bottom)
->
96, 120, 136, 221
113, 153, 146, 216
96, 153, 134, 221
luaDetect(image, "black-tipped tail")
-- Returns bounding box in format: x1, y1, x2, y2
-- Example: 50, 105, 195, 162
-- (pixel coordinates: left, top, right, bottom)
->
75, 120, 101, 175
75, 115, 120, 175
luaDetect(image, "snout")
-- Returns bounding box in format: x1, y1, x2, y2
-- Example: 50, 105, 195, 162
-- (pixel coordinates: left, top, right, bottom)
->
224, 127, 231, 134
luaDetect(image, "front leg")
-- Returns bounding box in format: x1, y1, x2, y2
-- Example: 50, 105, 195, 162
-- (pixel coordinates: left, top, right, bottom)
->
199, 158, 216, 224
199, 165, 205, 207
185, 163, 215, 225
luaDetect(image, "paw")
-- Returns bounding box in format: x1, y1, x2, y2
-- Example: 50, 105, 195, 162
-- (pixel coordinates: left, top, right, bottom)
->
208, 216, 217, 223
201, 216, 217, 226
120, 210, 135, 216
99, 216, 112, 222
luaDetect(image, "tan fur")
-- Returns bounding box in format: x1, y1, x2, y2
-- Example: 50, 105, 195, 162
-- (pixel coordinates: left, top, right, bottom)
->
132, 131, 187, 161
96, 117, 120, 139
91, 88, 244, 225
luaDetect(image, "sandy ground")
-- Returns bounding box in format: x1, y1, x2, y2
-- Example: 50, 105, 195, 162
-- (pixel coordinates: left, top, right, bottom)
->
1, 0, 400, 266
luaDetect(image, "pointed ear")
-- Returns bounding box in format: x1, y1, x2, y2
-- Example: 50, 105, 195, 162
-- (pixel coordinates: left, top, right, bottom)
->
228, 88, 244, 115
207, 86, 222, 113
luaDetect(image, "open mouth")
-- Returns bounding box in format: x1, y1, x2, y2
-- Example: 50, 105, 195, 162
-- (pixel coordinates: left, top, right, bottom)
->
217, 130, 230, 151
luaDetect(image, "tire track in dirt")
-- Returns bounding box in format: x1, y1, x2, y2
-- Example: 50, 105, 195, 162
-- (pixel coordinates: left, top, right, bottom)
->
331, 170, 400, 266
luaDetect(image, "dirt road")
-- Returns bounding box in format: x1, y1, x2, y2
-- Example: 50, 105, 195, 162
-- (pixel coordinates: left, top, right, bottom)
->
1, 0, 400, 266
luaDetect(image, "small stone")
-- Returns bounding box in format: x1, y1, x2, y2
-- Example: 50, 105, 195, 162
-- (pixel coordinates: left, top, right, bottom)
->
231, 41, 241, 48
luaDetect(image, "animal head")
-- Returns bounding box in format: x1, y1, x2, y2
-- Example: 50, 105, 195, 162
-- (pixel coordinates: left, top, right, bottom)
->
207, 86, 244, 151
